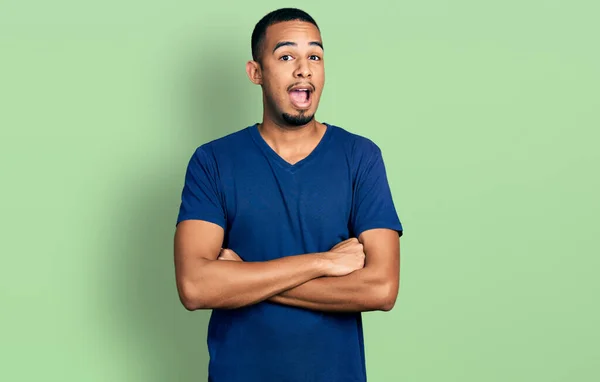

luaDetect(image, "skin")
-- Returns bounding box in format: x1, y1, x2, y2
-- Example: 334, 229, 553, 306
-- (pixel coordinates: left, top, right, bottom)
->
174, 20, 401, 312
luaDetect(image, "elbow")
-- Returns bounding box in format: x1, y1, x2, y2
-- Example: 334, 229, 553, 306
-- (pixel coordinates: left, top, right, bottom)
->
178, 280, 208, 311
181, 296, 202, 312
374, 280, 398, 312
178, 279, 238, 311
380, 297, 396, 312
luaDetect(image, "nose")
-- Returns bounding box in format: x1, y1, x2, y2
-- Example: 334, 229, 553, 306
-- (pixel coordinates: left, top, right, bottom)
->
294, 58, 312, 78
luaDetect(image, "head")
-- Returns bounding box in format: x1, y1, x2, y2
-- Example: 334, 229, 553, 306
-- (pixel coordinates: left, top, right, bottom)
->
246, 8, 325, 128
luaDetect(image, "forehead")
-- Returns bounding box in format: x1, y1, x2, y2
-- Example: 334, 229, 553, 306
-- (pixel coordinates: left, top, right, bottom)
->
264, 20, 322, 47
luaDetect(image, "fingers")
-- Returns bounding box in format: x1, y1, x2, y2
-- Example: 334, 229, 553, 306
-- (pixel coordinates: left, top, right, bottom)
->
331, 237, 360, 251
218, 248, 243, 261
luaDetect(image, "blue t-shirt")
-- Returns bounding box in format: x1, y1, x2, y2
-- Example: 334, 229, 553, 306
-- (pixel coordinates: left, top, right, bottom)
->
177, 122, 403, 382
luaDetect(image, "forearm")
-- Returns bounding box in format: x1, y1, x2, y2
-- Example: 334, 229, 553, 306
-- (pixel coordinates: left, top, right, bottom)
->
179, 253, 328, 310
269, 267, 396, 312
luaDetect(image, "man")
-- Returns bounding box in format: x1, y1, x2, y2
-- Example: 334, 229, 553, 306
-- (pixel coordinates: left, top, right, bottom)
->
174, 7, 403, 382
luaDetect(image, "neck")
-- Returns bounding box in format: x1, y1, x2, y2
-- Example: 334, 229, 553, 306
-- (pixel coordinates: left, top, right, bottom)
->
257, 114, 327, 159
258, 115, 323, 147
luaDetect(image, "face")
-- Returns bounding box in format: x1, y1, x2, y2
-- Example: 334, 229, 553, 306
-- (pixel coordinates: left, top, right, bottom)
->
247, 20, 325, 128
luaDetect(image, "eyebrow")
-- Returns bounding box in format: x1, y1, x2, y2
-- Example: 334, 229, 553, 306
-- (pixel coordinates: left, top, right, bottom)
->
272, 41, 324, 53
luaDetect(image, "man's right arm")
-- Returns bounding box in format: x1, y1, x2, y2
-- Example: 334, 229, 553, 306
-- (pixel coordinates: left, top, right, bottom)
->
173, 220, 364, 311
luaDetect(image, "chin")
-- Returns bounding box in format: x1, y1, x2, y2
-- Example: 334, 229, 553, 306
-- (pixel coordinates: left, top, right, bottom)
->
281, 111, 315, 126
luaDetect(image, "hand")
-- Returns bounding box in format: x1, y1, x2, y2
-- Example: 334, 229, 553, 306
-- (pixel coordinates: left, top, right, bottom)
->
322, 238, 365, 277
330, 237, 363, 252
218, 248, 243, 262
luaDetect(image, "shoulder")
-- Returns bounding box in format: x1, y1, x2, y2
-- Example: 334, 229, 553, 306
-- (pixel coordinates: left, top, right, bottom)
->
188, 126, 254, 163
326, 123, 383, 164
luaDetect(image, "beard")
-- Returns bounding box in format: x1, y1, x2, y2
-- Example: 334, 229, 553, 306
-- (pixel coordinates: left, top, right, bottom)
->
282, 111, 314, 126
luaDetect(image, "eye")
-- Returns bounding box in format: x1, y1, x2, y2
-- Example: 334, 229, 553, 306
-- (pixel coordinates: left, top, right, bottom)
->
309, 55, 321, 61
280, 55, 293, 61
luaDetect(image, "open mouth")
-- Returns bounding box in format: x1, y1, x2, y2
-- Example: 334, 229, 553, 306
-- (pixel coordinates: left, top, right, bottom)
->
288, 87, 313, 109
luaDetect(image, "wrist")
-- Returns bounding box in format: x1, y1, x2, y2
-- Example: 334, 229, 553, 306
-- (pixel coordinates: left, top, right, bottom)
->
314, 252, 332, 276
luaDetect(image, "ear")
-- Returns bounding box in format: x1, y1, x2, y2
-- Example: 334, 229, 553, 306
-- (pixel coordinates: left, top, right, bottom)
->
246, 60, 262, 85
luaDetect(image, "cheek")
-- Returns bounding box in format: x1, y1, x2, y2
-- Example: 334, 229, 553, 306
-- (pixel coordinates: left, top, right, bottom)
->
263, 82, 290, 109
264, 75, 286, 96
313, 72, 325, 93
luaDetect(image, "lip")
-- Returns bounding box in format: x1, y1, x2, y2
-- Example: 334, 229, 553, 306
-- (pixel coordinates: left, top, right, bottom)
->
288, 83, 315, 92
288, 86, 313, 110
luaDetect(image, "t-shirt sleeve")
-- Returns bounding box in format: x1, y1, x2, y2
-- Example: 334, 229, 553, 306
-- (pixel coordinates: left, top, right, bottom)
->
350, 143, 403, 238
176, 147, 227, 229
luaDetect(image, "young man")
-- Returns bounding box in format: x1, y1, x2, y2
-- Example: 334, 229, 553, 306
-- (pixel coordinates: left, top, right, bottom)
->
174, 8, 403, 382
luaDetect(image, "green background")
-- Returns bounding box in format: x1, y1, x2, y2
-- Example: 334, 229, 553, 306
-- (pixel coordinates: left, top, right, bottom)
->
1, 0, 598, 381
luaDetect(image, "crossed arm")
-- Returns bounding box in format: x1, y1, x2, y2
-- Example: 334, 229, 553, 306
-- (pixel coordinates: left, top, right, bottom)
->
268, 228, 399, 312
174, 220, 401, 313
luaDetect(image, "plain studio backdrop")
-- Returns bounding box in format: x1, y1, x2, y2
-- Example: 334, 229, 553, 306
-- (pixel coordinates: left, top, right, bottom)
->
0, 1, 598, 381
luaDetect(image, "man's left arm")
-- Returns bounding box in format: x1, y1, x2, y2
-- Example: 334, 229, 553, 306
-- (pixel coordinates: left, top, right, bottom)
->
268, 228, 400, 312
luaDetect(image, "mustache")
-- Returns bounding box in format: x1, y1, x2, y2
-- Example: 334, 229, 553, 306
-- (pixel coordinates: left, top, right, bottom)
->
287, 82, 315, 92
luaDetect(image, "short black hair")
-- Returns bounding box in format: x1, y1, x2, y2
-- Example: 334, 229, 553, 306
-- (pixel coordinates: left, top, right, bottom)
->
251, 8, 320, 63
